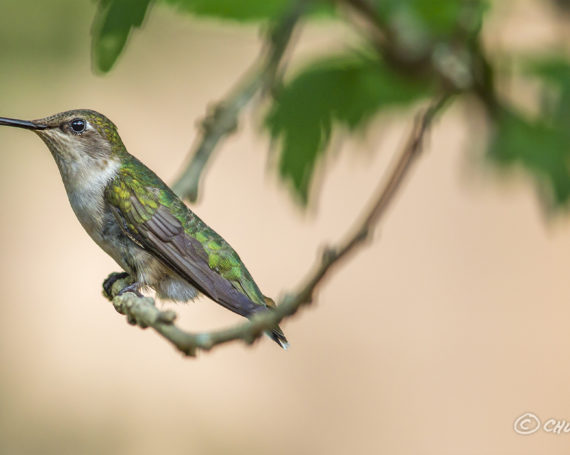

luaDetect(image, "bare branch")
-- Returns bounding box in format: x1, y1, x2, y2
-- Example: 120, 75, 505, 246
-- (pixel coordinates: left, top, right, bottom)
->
171, 3, 304, 202
104, 96, 451, 357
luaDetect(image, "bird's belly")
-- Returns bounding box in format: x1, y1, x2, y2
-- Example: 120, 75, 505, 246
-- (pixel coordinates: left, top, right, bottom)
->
67, 186, 131, 272
92, 211, 140, 274
69, 193, 198, 302
130, 250, 199, 302
98, 217, 199, 302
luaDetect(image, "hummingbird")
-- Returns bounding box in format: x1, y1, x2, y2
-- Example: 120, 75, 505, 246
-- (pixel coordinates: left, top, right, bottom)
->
0, 110, 288, 349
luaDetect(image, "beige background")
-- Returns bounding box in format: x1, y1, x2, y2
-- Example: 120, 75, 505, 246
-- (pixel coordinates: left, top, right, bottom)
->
0, 0, 569, 454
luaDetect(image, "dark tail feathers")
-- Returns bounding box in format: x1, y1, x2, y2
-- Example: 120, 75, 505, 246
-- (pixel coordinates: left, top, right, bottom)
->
263, 296, 289, 349
268, 325, 289, 350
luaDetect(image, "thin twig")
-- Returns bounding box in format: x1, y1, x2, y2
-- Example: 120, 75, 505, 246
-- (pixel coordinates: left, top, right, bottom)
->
171, 3, 304, 202
104, 96, 451, 357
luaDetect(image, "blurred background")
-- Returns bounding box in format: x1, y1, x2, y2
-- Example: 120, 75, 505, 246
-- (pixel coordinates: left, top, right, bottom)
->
0, 0, 569, 454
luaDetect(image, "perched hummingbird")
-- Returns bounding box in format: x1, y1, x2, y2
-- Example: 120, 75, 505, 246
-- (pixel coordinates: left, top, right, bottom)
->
0, 110, 288, 348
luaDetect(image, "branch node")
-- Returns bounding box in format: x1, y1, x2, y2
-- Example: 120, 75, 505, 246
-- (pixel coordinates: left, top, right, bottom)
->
183, 346, 197, 357
245, 314, 269, 344
157, 309, 177, 324
356, 227, 371, 243
321, 246, 337, 265
195, 334, 213, 351
280, 293, 296, 306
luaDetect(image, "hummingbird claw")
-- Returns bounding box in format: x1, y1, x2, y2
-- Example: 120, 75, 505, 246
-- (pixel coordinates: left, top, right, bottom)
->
103, 271, 130, 298
117, 282, 144, 298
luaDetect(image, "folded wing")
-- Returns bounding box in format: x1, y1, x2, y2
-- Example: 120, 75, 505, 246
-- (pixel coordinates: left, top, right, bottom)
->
105, 169, 263, 317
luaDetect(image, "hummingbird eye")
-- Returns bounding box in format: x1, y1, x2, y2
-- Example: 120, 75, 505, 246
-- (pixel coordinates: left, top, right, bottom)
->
70, 118, 86, 133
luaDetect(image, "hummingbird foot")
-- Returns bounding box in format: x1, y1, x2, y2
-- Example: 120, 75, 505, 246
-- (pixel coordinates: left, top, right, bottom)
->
117, 281, 144, 298
103, 272, 130, 299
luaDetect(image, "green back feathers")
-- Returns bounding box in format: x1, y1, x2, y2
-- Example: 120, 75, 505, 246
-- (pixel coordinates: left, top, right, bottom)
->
106, 155, 267, 307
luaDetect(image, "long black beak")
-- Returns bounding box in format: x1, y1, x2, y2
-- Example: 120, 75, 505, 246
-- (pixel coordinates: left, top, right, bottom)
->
0, 117, 47, 130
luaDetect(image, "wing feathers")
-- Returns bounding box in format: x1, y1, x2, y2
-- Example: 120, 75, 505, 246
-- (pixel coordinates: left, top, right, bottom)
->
106, 174, 263, 317
143, 226, 260, 316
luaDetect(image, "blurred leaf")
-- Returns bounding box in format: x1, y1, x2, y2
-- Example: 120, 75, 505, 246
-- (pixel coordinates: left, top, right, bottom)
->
529, 57, 570, 84
388, 0, 462, 33
552, 0, 570, 14
373, 0, 487, 55
160, 0, 289, 21
491, 56, 570, 210
266, 53, 432, 205
375, 0, 466, 33
160, 0, 332, 21
488, 108, 570, 208
526, 56, 570, 127
91, 0, 153, 73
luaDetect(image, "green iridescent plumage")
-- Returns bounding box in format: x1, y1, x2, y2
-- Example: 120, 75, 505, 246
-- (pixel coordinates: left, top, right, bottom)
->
105, 155, 268, 307
102, 125, 287, 347
0, 108, 287, 348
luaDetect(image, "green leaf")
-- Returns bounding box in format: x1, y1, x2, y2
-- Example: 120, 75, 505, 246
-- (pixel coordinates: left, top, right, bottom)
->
91, 0, 153, 73
528, 57, 570, 84
488, 57, 570, 211
488, 108, 570, 209
374, 0, 487, 47
160, 0, 296, 21
266, 53, 432, 205
526, 56, 570, 127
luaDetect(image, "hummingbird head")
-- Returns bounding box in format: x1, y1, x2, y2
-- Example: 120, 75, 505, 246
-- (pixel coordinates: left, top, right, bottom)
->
0, 109, 125, 182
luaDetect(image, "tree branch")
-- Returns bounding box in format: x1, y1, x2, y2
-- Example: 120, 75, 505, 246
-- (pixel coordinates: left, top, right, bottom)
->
103, 95, 451, 357
171, 3, 304, 202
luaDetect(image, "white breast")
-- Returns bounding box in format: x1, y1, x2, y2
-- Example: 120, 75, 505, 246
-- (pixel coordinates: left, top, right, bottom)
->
64, 158, 121, 245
